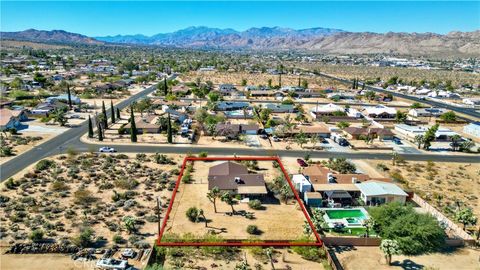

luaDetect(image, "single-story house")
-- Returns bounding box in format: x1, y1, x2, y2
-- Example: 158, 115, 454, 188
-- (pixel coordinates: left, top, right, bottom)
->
264, 103, 296, 113
355, 181, 408, 205
0, 108, 28, 131
288, 124, 331, 138
163, 109, 189, 123
343, 127, 395, 141
363, 105, 397, 119
463, 98, 480, 106
216, 101, 250, 111
218, 84, 237, 95
208, 161, 267, 196
152, 99, 192, 112
124, 116, 161, 134
394, 124, 460, 141
215, 123, 259, 139
408, 107, 448, 118
310, 103, 345, 118
46, 94, 81, 104
171, 84, 190, 95
463, 122, 480, 138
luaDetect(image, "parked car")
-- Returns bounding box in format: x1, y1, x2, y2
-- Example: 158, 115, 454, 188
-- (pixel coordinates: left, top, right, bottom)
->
260, 134, 268, 139
297, 158, 308, 167
337, 138, 349, 147
272, 136, 281, 142
393, 137, 402, 145
99, 146, 115, 153
121, 249, 135, 258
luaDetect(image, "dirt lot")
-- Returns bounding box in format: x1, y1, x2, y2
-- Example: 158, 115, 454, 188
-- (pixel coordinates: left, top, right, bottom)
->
162, 247, 328, 270
335, 246, 480, 270
365, 159, 480, 224
0, 153, 182, 247
181, 71, 350, 90
163, 160, 309, 241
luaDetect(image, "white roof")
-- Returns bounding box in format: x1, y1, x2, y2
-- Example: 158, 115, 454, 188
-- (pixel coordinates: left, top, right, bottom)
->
355, 181, 408, 197
292, 174, 311, 185
363, 105, 397, 115
311, 103, 344, 113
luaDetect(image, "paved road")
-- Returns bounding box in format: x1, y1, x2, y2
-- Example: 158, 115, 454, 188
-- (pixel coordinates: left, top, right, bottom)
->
2, 74, 479, 181
315, 72, 480, 120
0, 83, 160, 181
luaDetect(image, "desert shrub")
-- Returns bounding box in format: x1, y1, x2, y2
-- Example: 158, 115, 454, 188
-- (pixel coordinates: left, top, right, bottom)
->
29, 229, 44, 243
116, 154, 129, 159
153, 153, 173, 164
186, 207, 199, 222
73, 188, 97, 205
292, 237, 325, 262
198, 151, 208, 158
5, 178, 18, 189
35, 159, 55, 170
50, 181, 69, 192
112, 234, 125, 244
181, 171, 192, 183
72, 227, 95, 248
170, 168, 180, 175
248, 199, 263, 210
114, 178, 139, 189
246, 225, 260, 235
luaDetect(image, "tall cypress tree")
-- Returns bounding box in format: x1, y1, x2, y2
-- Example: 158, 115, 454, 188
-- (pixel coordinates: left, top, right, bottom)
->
352, 78, 356, 89
67, 84, 72, 110
110, 100, 115, 123
163, 77, 168, 96
88, 115, 94, 138
97, 123, 103, 141
116, 107, 121, 120
130, 106, 137, 142
167, 113, 172, 144
298, 76, 301, 87
362, 81, 365, 90
101, 101, 108, 128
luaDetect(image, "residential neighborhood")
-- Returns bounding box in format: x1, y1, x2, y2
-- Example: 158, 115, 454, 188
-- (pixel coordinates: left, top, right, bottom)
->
1, 2, 479, 270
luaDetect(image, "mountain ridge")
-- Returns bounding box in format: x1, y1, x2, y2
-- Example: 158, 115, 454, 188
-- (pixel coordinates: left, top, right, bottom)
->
2, 27, 479, 57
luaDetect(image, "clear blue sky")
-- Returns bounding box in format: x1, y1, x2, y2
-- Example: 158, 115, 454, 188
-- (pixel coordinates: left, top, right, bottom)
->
1, 1, 479, 36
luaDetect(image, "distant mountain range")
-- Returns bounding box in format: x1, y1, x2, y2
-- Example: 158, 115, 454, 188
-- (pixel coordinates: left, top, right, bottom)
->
2, 27, 480, 56
1, 29, 103, 45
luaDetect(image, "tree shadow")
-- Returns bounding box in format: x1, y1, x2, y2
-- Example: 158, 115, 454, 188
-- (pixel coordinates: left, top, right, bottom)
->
391, 259, 424, 270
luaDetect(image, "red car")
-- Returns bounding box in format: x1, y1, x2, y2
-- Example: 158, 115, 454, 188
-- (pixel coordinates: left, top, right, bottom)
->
297, 158, 308, 167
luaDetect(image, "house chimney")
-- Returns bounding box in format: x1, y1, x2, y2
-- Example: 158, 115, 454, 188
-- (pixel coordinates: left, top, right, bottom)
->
352, 177, 359, 184
327, 173, 335, 183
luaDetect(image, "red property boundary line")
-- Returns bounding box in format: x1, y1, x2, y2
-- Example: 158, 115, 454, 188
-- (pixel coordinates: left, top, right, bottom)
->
156, 156, 323, 247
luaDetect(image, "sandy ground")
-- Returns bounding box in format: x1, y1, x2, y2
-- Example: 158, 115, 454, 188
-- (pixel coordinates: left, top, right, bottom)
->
365, 159, 480, 224
335, 246, 480, 270
0, 252, 89, 270
163, 247, 327, 270
0, 132, 55, 165
0, 153, 182, 247
164, 160, 308, 241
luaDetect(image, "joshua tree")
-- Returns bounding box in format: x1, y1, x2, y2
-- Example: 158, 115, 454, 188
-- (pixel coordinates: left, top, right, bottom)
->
455, 207, 477, 230
265, 248, 275, 270
221, 192, 236, 214
380, 239, 400, 265
414, 135, 424, 149
123, 216, 137, 234
198, 209, 207, 227
207, 186, 221, 213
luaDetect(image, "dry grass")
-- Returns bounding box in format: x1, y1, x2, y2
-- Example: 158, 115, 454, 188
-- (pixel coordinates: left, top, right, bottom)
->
164, 160, 309, 241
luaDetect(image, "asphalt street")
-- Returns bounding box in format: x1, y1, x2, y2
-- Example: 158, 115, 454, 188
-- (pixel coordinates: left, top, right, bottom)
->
1, 74, 479, 182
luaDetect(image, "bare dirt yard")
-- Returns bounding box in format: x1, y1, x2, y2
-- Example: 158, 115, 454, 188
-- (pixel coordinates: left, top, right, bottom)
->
181, 71, 350, 90
0, 153, 183, 248
163, 160, 310, 242
365, 159, 480, 227
335, 246, 480, 270
162, 246, 329, 270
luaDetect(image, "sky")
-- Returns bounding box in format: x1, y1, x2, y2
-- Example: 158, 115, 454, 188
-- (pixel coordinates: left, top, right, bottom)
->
1, 1, 479, 36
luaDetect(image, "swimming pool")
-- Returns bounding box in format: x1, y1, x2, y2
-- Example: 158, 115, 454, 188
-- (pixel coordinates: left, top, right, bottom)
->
322, 208, 369, 228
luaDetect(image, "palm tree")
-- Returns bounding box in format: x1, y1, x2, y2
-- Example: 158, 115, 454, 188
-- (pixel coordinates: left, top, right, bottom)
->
221, 192, 236, 214
207, 186, 221, 213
